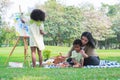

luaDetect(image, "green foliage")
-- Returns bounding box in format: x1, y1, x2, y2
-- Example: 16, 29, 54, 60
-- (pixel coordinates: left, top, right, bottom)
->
102, 3, 120, 49
0, 16, 2, 25
43, 49, 51, 60
39, 0, 119, 48
0, 0, 120, 49
0, 26, 16, 47
40, 0, 83, 46
0, 28, 6, 46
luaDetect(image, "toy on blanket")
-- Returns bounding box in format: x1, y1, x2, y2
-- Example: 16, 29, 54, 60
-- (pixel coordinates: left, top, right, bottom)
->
43, 59, 54, 65
43, 53, 70, 68
53, 53, 66, 64
56, 62, 70, 68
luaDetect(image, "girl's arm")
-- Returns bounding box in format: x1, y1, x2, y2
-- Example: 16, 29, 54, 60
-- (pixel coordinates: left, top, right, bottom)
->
80, 57, 84, 67
40, 30, 47, 35
40, 23, 47, 35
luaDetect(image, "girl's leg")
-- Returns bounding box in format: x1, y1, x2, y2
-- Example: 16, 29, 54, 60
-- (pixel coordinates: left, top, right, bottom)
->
31, 47, 36, 67
37, 48, 42, 67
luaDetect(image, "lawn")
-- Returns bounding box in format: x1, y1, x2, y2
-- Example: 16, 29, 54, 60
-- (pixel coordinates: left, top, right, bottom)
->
0, 46, 120, 80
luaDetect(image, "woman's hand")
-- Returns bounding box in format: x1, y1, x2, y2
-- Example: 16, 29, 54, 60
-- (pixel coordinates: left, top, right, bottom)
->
80, 50, 88, 58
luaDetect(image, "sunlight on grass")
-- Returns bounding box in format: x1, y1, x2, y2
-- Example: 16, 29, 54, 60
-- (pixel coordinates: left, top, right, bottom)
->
13, 76, 50, 80
1, 46, 120, 80
0, 46, 120, 62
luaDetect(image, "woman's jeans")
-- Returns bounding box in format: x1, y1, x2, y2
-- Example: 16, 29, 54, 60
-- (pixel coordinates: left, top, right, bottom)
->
84, 56, 100, 66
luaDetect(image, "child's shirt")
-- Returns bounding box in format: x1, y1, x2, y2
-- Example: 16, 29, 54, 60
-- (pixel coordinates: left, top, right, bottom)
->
28, 20, 45, 50
71, 50, 82, 63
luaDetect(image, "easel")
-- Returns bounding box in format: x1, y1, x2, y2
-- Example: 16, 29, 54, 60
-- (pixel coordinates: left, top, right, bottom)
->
4, 36, 30, 66
4, 5, 30, 66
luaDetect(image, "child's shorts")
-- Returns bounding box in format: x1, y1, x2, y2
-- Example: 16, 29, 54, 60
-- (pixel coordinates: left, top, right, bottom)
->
66, 58, 75, 66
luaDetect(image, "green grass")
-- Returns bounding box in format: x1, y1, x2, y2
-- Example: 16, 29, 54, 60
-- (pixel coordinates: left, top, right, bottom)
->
0, 46, 120, 80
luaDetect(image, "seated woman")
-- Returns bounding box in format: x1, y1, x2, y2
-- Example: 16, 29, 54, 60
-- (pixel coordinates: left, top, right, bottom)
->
68, 32, 100, 66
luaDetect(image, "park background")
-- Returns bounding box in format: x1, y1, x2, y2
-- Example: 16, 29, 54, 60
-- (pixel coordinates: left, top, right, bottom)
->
0, 0, 120, 80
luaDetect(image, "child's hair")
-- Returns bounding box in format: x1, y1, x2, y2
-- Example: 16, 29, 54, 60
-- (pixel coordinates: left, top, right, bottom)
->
81, 32, 96, 48
73, 39, 82, 46
30, 9, 45, 21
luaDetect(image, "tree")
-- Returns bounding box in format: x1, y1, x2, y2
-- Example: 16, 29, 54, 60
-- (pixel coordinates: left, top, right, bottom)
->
0, 25, 16, 47
0, 0, 10, 26
101, 3, 120, 49
82, 9, 112, 41
78, 3, 114, 49
38, 0, 83, 46
0, 28, 6, 46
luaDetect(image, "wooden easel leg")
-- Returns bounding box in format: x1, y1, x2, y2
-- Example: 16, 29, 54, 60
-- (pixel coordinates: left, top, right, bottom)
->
23, 37, 28, 62
23, 37, 30, 67
4, 37, 20, 65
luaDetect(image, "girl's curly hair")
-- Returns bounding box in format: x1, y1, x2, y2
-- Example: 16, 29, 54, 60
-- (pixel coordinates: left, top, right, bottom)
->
30, 9, 45, 21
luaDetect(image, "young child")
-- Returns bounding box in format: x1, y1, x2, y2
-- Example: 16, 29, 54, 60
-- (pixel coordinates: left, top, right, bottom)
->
29, 9, 46, 67
67, 39, 88, 68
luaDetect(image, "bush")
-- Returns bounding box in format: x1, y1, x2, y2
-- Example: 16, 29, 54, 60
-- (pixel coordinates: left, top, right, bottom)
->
43, 50, 51, 61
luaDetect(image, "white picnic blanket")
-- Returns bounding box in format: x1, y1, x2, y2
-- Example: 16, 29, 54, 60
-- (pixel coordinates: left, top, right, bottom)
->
84, 60, 120, 68
43, 60, 120, 68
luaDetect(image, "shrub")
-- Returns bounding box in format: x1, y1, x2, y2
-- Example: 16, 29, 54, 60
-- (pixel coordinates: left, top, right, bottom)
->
43, 50, 51, 61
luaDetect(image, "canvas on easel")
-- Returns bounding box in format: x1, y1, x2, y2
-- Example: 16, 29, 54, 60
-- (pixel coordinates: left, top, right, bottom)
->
13, 13, 29, 37
5, 5, 30, 67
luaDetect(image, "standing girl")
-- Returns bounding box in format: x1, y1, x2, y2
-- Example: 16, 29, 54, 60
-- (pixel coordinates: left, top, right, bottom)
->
29, 9, 46, 67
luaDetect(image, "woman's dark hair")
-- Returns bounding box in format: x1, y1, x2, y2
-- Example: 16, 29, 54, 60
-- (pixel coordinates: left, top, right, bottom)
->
81, 32, 96, 48
73, 39, 82, 46
30, 9, 45, 21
